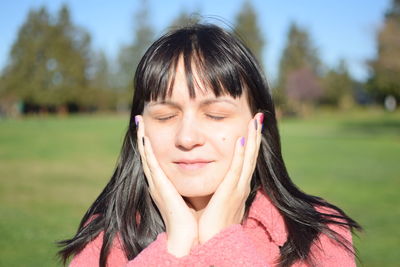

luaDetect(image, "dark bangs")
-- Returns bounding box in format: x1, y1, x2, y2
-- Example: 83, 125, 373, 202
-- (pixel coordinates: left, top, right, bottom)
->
133, 24, 254, 105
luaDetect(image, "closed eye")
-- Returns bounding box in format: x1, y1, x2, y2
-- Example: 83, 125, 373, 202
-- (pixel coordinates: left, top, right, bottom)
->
155, 114, 226, 121
156, 115, 176, 121
206, 114, 225, 121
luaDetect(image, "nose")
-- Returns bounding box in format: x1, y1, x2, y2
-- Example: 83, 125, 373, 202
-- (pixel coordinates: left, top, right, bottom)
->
175, 116, 205, 150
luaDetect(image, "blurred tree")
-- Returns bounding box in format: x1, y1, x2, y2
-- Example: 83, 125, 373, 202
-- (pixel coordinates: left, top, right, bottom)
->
0, 7, 51, 109
89, 50, 117, 110
367, 0, 400, 104
286, 67, 322, 115
91, 51, 110, 91
233, 0, 265, 66
50, 5, 92, 110
321, 59, 355, 108
275, 22, 321, 112
117, 0, 154, 109
0, 4, 92, 113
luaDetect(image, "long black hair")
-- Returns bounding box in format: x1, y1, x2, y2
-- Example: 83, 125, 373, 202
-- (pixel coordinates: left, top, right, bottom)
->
58, 23, 361, 266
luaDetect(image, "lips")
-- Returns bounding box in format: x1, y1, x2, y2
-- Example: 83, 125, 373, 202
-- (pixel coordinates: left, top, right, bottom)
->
174, 159, 213, 171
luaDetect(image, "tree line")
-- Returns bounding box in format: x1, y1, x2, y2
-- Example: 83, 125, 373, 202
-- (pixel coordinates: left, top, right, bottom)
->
0, 0, 399, 116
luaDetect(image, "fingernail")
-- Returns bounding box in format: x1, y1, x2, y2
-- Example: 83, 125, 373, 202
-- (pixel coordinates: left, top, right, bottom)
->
135, 116, 139, 127
254, 119, 258, 130
259, 113, 264, 124
142, 137, 145, 146
240, 137, 245, 146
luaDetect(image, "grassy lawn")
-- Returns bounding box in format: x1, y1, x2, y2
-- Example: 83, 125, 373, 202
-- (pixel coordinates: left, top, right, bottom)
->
0, 109, 398, 266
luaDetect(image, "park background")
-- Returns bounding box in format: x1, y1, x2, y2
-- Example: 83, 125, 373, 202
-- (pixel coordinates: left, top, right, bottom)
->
0, 0, 399, 266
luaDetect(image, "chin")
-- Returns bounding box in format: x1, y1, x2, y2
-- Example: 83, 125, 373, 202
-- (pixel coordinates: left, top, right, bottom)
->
175, 183, 217, 197
162, 163, 227, 198
171, 176, 222, 198
178, 188, 215, 198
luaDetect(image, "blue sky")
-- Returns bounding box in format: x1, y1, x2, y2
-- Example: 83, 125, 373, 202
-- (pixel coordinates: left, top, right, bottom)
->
0, 0, 391, 82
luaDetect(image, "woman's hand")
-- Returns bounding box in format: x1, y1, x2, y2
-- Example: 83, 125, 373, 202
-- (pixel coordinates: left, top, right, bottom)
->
198, 113, 263, 244
136, 115, 198, 257
135, 112, 263, 253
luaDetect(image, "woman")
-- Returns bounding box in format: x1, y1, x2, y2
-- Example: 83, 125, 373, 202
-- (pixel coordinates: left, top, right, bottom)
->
58, 23, 361, 266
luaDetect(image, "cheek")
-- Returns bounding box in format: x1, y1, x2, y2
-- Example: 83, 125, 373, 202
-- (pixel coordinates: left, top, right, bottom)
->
215, 119, 249, 141
144, 125, 171, 160
213, 124, 247, 159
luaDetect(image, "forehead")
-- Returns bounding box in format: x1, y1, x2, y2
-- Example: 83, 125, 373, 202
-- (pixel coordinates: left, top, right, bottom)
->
144, 56, 253, 113
169, 57, 211, 98
157, 71, 240, 105
145, 88, 248, 111
157, 58, 242, 102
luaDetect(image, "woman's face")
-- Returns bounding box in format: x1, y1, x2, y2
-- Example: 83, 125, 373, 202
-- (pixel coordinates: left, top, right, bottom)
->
142, 61, 253, 197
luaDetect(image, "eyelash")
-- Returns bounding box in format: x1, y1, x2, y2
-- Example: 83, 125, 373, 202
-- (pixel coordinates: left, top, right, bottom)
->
206, 114, 225, 120
156, 114, 225, 121
156, 115, 176, 121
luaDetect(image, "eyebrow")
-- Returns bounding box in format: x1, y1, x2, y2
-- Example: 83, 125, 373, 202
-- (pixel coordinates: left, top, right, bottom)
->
146, 98, 238, 108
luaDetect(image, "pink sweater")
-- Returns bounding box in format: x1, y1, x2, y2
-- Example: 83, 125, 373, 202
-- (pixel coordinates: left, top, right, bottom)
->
70, 190, 355, 266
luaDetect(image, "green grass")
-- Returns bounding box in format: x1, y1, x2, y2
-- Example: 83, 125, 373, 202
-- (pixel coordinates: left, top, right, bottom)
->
0, 109, 399, 266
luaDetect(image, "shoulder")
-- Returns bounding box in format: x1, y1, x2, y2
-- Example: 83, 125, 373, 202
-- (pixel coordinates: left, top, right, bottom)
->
246, 189, 287, 246
247, 191, 356, 265
308, 206, 356, 266
69, 222, 128, 267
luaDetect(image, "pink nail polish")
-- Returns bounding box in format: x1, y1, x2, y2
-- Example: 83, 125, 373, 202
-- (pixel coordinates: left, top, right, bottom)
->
259, 113, 264, 124
240, 137, 245, 146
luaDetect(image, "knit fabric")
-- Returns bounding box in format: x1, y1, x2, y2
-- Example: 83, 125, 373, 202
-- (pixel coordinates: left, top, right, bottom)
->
70, 190, 355, 267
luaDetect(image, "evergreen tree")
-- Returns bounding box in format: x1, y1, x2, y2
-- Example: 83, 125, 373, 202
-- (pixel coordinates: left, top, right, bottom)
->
89, 50, 116, 110
321, 59, 355, 108
367, 0, 400, 103
385, 0, 400, 19
50, 5, 91, 108
0, 4, 92, 113
276, 22, 321, 110
233, 0, 265, 65
1, 7, 52, 106
92, 50, 110, 91
117, 0, 154, 107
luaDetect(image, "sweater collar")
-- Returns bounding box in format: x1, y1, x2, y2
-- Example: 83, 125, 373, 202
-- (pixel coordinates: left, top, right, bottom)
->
247, 189, 287, 246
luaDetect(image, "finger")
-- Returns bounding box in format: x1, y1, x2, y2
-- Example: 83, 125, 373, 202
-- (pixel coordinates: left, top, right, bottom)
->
135, 116, 181, 196
142, 134, 189, 211
142, 135, 174, 190
218, 135, 246, 189
237, 113, 260, 189
253, 112, 264, 169
135, 115, 154, 189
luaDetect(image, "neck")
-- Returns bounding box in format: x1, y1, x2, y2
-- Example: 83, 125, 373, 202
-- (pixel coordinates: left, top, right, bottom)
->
183, 194, 213, 217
